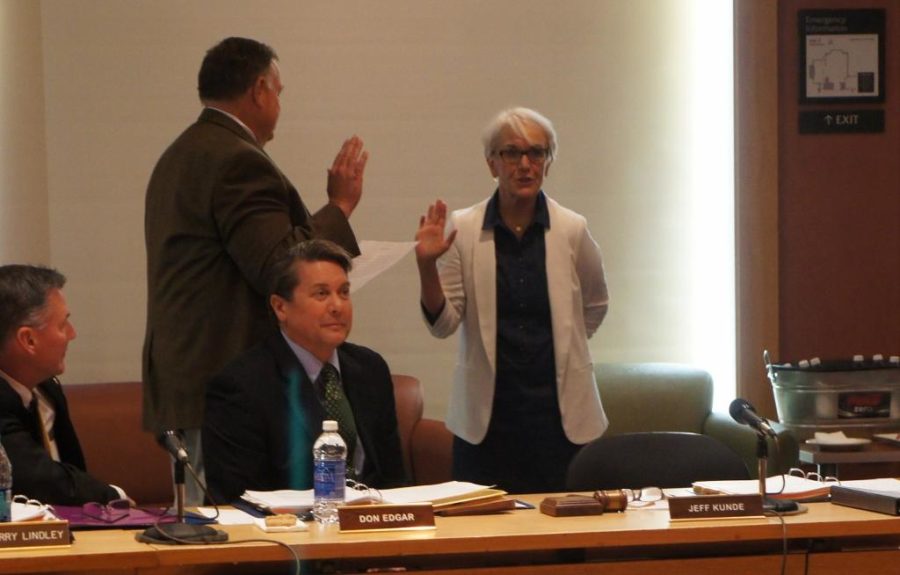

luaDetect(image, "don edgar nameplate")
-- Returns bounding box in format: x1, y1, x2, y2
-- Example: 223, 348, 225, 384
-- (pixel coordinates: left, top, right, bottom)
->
338, 503, 435, 532
668, 494, 764, 521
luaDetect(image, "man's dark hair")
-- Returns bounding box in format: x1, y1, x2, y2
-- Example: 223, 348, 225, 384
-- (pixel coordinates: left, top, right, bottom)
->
270, 240, 353, 301
0, 265, 66, 347
198, 37, 277, 102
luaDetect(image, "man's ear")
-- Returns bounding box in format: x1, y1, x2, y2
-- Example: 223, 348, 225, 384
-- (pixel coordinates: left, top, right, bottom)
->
250, 75, 268, 107
270, 294, 287, 322
14, 326, 37, 354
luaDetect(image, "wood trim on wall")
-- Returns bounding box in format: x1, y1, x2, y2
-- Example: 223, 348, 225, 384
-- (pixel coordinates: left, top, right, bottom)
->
734, 0, 780, 416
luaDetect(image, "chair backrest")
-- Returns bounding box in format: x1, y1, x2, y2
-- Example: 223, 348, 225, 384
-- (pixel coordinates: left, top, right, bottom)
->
391, 374, 424, 479
595, 363, 713, 435
566, 431, 750, 491
65, 382, 171, 505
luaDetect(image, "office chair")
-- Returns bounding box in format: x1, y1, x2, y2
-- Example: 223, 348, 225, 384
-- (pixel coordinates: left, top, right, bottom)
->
566, 431, 750, 491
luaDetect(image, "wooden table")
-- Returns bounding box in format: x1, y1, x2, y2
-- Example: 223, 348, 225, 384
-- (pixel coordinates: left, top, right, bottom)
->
2, 495, 900, 574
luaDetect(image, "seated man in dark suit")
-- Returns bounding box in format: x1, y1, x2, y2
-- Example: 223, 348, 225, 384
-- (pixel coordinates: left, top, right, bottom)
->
203, 240, 408, 503
0, 265, 124, 505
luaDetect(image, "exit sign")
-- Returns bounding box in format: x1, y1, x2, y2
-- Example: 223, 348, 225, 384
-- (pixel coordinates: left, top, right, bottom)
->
799, 110, 884, 134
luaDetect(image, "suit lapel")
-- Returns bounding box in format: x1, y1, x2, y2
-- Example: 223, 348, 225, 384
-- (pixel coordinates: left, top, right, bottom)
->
543, 200, 573, 390
267, 333, 321, 489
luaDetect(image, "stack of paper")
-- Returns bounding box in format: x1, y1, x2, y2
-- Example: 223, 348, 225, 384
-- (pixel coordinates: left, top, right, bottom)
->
241, 481, 505, 515
693, 476, 900, 503
693, 476, 834, 501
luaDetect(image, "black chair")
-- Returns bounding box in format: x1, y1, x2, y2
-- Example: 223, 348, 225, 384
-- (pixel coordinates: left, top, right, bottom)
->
566, 431, 750, 491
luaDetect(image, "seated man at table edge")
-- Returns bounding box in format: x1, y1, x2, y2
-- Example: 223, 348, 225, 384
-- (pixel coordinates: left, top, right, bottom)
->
203, 239, 408, 503
0, 264, 125, 505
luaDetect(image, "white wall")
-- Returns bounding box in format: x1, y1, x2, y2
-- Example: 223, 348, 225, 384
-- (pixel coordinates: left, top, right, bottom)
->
33, 0, 708, 418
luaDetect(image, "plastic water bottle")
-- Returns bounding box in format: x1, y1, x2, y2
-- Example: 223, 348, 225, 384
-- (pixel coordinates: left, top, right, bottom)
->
0, 439, 12, 522
313, 420, 346, 525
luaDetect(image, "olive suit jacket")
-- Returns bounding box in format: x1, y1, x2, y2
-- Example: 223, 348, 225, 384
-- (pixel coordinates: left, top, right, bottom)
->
143, 108, 359, 432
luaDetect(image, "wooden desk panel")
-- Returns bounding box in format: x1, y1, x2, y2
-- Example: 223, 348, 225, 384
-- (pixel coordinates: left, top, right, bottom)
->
0, 528, 156, 574
2, 497, 899, 574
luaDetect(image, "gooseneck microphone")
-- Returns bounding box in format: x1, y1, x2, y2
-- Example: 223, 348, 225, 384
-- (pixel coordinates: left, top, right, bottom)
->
156, 430, 189, 463
729, 398, 777, 438
730, 398, 800, 514
138, 430, 227, 545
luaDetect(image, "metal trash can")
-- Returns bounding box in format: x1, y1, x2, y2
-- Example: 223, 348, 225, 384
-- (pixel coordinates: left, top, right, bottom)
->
765, 351, 900, 441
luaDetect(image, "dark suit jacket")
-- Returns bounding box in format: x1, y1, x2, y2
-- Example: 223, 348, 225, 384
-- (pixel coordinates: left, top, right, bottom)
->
143, 108, 359, 433
0, 378, 118, 505
203, 332, 408, 504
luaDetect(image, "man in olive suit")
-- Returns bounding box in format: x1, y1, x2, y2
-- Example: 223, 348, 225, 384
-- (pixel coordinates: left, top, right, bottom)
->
143, 37, 369, 503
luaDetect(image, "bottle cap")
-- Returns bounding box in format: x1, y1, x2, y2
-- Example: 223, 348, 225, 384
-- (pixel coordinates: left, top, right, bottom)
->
873, 354, 884, 362
798, 359, 810, 368
890, 356, 900, 365
853, 355, 864, 362
323, 420, 338, 432
810, 357, 821, 366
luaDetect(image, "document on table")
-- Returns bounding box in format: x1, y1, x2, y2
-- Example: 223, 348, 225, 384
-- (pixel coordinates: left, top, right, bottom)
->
197, 507, 256, 525
692, 476, 900, 501
241, 481, 496, 514
693, 475, 834, 500
349, 240, 415, 293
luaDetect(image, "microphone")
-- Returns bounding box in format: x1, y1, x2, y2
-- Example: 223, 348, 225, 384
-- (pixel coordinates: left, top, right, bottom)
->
729, 398, 777, 438
157, 430, 189, 463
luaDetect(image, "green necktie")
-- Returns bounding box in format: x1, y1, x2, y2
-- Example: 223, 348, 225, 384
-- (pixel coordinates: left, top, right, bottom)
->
317, 363, 358, 465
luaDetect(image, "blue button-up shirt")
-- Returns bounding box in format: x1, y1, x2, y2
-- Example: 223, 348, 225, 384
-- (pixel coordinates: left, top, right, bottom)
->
482, 191, 558, 428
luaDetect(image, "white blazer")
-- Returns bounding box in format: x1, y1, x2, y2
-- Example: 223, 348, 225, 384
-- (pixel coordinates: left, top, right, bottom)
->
426, 196, 609, 445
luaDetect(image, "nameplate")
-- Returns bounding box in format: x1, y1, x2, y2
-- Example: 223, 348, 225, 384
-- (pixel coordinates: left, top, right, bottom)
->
668, 494, 764, 521
0, 520, 71, 550
338, 503, 435, 532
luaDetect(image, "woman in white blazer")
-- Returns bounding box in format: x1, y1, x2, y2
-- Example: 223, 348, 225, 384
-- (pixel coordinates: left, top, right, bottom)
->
415, 108, 609, 493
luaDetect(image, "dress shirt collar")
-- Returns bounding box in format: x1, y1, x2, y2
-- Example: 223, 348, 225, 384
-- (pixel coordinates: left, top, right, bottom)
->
204, 106, 257, 142
0, 367, 32, 408
280, 330, 341, 383
482, 189, 551, 231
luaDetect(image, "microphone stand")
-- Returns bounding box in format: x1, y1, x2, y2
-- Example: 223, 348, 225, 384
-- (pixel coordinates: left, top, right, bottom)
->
756, 433, 799, 513
139, 446, 226, 544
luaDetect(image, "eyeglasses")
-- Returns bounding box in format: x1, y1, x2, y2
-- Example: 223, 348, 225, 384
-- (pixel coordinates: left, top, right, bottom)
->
787, 467, 839, 484
621, 487, 665, 508
82, 498, 130, 523
494, 147, 549, 165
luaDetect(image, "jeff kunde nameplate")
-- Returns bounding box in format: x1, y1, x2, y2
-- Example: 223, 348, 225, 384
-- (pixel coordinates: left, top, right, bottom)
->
338, 503, 435, 532
668, 494, 764, 521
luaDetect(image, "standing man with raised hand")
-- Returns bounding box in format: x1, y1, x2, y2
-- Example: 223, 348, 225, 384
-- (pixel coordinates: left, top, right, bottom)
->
143, 37, 369, 504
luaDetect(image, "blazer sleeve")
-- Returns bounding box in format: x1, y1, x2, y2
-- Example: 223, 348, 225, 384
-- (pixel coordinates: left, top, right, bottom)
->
425, 214, 467, 338
0, 392, 118, 506
574, 219, 609, 338
212, 146, 359, 297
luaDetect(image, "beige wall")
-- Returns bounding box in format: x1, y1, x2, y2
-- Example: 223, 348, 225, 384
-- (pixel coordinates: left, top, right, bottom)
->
20, 1, 720, 419
0, 0, 49, 263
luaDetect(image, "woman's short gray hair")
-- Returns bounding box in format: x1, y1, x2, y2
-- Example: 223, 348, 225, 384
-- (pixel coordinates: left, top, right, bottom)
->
481, 107, 558, 164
